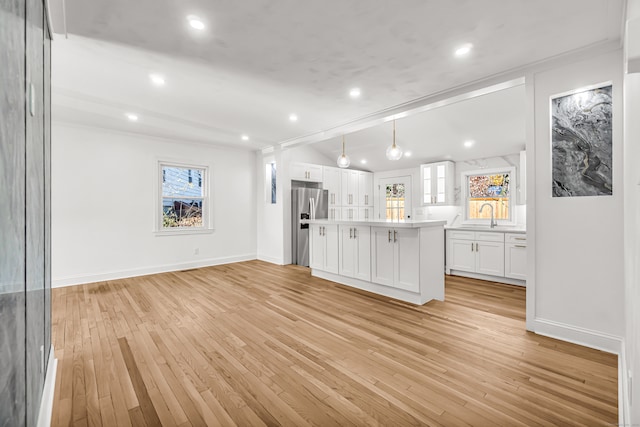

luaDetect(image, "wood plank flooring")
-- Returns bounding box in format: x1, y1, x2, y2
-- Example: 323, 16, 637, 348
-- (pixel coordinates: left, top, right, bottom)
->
51, 261, 618, 426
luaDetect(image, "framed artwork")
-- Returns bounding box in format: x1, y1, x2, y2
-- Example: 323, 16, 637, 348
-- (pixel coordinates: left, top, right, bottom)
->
551, 83, 613, 197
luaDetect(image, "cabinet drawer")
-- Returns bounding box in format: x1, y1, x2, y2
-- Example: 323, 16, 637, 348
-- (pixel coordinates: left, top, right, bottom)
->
505, 233, 527, 244
474, 232, 504, 243
447, 230, 475, 241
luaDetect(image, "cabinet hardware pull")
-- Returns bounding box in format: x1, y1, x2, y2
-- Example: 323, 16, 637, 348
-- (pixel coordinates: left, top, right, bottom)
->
319, 227, 322, 236
388, 230, 391, 242
354, 228, 357, 238
471, 242, 474, 251
476, 243, 479, 251
515, 245, 526, 248
350, 228, 353, 239
394, 230, 397, 243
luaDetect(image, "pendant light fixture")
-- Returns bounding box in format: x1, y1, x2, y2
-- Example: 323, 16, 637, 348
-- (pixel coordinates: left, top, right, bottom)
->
337, 135, 351, 168
386, 119, 403, 161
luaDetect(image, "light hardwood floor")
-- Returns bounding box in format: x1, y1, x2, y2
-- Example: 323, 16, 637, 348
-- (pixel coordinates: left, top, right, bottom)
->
51, 261, 617, 426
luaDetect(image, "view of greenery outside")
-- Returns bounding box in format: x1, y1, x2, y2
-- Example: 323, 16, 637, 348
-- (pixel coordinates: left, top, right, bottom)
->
162, 166, 205, 228
385, 183, 405, 221
468, 173, 510, 220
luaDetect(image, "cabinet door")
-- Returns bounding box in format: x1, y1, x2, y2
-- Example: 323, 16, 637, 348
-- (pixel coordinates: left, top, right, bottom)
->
395, 229, 420, 292
324, 225, 340, 274
448, 239, 475, 272
323, 167, 341, 206
359, 207, 374, 221
291, 163, 308, 181
505, 243, 527, 280
309, 225, 325, 270
421, 165, 433, 205
307, 164, 323, 182
476, 241, 505, 276
339, 226, 356, 278
358, 172, 373, 206
340, 170, 350, 205
354, 226, 371, 281
342, 207, 357, 221
328, 207, 341, 220
371, 228, 395, 286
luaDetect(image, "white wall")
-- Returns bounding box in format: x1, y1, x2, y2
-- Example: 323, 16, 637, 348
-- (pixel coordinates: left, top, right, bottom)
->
530, 49, 625, 351
624, 2, 640, 422
52, 123, 257, 286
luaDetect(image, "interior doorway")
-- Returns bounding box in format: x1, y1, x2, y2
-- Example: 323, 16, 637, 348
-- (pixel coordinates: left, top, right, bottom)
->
378, 176, 412, 221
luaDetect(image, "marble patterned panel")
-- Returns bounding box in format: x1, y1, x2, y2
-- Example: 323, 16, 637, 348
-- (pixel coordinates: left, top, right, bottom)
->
0, 0, 27, 425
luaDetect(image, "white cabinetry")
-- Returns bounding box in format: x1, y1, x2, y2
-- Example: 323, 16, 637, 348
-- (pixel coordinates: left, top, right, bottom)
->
341, 207, 358, 221
309, 224, 339, 273
359, 207, 374, 221
341, 170, 359, 206
421, 161, 455, 205
291, 162, 323, 182
323, 166, 341, 206
358, 172, 373, 207
328, 207, 341, 220
371, 227, 420, 292
446, 230, 505, 277
505, 233, 527, 280
339, 225, 371, 281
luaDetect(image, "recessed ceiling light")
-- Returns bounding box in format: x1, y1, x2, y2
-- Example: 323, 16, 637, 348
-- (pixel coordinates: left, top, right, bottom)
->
149, 73, 165, 86
349, 88, 361, 98
455, 43, 473, 57
126, 113, 139, 122
464, 140, 475, 148
289, 114, 298, 122
241, 135, 249, 141
187, 15, 205, 30
405, 151, 413, 157
360, 159, 367, 164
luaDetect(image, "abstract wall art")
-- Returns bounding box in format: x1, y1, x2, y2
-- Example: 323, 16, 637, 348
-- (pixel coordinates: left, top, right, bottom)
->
551, 84, 613, 197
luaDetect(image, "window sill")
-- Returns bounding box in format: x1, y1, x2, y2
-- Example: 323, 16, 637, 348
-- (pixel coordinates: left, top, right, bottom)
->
154, 227, 214, 237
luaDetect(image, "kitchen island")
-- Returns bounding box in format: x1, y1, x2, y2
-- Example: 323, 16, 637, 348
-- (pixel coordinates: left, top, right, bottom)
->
303, 219, 446, 305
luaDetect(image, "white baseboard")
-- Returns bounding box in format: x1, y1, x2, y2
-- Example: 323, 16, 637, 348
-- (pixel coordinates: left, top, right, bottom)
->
37, 347, 57, 427
52, 253, 257, 287
447, 270, 526, 287
532, 317, 623, 354
256, 254, 284, 265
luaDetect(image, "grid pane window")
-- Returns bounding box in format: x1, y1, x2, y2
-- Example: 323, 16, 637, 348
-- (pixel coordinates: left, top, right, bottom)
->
161, 165, 206, 229
385, 183, 405, 221
467, 173, 510, 220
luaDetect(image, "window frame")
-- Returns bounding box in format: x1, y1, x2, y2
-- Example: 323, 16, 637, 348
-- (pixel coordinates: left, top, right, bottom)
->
461, 167, 516, 226
155, 160, 213, 236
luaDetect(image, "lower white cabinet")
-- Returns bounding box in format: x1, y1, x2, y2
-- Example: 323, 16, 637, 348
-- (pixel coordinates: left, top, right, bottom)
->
310, 224, 339, 274
339, 225, 371, 281
371, 227, 420, 292
505, 233, 527, 280
446, 230, 505, 277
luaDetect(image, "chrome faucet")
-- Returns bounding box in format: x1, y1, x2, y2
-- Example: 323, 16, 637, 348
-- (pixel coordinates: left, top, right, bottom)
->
479, 203, 497, 228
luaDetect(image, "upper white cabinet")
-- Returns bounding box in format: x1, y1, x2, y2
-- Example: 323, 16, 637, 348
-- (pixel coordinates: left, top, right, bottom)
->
358, 172, 373, 207
341, 170, 359, 206
371, 227, 420, 292
291, 162, 323, 182
309, 224, 339, 274
339, 225, 371, 282
421, 161, 455, 206
323, 166, 341, 206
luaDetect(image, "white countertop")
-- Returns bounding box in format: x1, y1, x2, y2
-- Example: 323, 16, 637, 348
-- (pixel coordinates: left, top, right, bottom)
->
445, 225, 526, 234
302, 219, 447, 228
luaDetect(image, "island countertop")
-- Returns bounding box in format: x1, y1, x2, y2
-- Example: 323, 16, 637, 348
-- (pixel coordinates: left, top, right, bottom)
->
302, 219, 447, 228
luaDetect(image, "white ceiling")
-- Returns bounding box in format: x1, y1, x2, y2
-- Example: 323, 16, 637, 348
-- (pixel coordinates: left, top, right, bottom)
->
49, 0, 624, 166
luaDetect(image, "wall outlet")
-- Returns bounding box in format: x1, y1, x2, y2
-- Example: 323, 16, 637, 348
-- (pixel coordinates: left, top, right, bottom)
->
194, 248, 199, 255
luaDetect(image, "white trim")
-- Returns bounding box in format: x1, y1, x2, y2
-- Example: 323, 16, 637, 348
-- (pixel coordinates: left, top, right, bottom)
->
52, 254, 257, 287
257, 254, 285, 265
37, 348, 57, 427
532, 317, 623, 354
619, 341, 630, 427
461, 166, 517, 226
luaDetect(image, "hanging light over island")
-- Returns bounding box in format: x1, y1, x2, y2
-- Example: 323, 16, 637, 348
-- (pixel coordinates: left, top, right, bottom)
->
386, 120, 403, 161
337, 136, 351, 168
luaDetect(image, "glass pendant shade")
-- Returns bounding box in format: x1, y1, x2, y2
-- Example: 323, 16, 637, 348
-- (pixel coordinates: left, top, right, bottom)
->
386, 120, 403, 161
337, 137, 351, 168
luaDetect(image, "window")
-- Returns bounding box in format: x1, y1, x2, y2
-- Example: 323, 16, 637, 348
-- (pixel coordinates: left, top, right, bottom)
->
158, 162, 209, 232
463, 167, 515, 224
265, 162, 276, 204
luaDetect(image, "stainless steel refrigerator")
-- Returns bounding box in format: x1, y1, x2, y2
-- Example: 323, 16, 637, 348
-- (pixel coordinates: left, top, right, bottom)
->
291, 188, 328, 266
